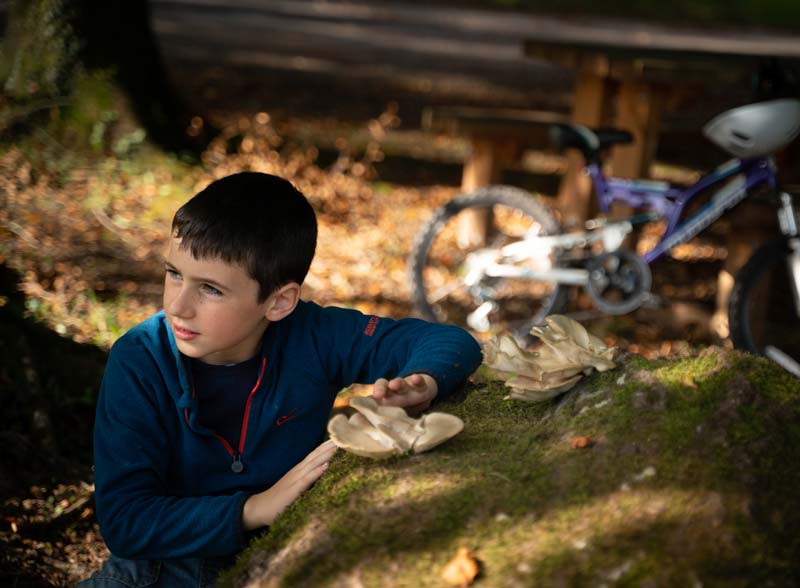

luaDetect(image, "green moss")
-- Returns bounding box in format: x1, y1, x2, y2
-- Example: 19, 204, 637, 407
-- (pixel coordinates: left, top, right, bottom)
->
223, 348, 800, 587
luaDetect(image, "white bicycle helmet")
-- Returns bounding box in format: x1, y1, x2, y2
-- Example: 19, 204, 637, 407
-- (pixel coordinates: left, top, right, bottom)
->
703, 98, 800, 158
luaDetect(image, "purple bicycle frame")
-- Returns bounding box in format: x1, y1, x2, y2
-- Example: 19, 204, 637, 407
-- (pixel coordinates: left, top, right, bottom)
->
585, 157, 778, 264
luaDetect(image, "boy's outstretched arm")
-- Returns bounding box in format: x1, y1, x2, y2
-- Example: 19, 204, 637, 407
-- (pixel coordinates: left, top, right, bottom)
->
371, 373, 438, 416
242, 439, 338, 530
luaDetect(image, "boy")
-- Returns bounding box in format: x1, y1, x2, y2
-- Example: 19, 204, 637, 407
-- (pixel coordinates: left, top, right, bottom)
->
80, 172, 482, 587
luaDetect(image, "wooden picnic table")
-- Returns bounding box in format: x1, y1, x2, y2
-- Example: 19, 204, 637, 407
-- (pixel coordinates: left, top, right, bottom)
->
522, 22, 800, 226
425, 20, 799, 337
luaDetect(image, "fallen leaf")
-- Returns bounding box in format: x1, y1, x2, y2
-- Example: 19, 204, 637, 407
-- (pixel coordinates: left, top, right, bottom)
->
441, 546, 480, 587
570, 436, 593, 449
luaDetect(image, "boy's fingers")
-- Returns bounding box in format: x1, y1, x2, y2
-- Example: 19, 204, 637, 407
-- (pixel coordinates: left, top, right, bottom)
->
372, 378, 390, 399
406, 374, 424, 387
292, 442, 337, 475
285, 461, 330, 497
387, 377, 405, 391
288, 450, 335, 488
297, 460, 330, 487
301, 440, 336, 461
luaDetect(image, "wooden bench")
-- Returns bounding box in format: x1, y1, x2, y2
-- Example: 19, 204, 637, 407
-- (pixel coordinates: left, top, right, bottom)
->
421, 106, 568, 193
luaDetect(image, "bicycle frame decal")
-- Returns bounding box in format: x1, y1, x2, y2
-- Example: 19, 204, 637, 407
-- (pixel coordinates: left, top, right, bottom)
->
647, 174, 749, 261
644, 160, 776, 263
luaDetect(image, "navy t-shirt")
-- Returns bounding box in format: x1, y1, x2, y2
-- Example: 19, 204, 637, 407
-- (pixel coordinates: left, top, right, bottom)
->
191, 355, 262, 449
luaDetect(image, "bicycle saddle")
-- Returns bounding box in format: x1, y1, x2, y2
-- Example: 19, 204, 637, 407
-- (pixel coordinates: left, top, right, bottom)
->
549, 124, 633, 162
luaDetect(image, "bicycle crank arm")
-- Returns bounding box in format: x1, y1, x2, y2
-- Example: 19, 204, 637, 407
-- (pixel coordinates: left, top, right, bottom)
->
484, 264, 588, 286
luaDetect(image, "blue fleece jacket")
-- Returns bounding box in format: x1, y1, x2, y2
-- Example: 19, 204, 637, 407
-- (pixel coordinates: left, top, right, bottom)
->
93, 301, 482, 559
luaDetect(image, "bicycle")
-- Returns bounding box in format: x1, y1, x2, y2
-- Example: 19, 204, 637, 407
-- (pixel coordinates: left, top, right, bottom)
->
409, 98, 800, 374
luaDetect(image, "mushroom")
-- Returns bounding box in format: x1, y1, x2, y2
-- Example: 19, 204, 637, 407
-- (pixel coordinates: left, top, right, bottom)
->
327, 396, 464, 459
531, 315, 616, 372
412, 412, 465, 454
327, 412, 399, 459
483, 314, 616, 401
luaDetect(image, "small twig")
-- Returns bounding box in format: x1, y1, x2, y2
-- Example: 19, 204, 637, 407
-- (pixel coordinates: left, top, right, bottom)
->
3, 220, 41, 246
487, 471, 512, 483
91, 207, 128, 238
60, 493, 93, 517
0, 97, 72, 132
25, 492, 96, 539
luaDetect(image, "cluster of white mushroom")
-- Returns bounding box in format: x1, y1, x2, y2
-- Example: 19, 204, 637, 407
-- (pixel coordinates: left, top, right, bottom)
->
483, 314, 616, 402
327, 396, 464, 459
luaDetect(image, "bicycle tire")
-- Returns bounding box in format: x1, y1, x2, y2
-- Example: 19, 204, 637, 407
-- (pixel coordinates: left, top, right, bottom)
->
729, 239, 800, 364
409, 185, 567, 340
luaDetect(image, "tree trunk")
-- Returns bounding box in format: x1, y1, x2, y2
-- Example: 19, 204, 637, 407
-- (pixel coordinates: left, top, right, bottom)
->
1, 0, 213, 153
0, 0, 78, 101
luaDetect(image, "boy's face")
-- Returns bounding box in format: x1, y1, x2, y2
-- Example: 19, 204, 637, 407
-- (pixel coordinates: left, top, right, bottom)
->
163, 237, 270, 365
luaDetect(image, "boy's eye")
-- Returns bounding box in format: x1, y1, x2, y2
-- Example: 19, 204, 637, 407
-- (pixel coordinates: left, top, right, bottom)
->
201, 283, 223, 297
165, 268, 181, 280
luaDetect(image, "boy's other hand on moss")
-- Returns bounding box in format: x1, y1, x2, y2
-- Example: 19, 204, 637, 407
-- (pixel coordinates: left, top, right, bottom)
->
371, 374, 438, 416
242, 439, 338, 530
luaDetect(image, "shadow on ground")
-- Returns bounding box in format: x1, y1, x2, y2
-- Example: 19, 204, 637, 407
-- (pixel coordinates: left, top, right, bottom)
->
0, 263, 108, 587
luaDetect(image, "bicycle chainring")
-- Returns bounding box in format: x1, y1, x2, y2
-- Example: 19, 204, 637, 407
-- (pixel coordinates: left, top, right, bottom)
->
586, 249, 652, 315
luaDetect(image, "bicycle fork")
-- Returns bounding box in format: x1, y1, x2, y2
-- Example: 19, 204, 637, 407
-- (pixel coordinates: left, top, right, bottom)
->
777, 192, 800, 316
765, 192, 800, 378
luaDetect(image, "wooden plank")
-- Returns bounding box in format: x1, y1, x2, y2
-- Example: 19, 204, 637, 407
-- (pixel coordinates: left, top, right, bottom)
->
461, 138, 503, 192
422, 106, 566, 143
611, 79, 664, 179
556, 66, 609, 228
523, 32, 800, 65
457, 138, 522, 247
422, 106, 566, 245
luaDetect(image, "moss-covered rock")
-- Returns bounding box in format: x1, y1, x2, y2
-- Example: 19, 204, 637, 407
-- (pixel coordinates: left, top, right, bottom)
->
223, 347, 800, 588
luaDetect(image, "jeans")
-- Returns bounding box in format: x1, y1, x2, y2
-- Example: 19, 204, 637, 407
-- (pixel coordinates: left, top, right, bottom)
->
77, 553, 235, 588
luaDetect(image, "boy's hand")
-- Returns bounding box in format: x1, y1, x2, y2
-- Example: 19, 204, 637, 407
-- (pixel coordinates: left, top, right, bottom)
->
242, 439, 337, 530
371, 373, 438, 416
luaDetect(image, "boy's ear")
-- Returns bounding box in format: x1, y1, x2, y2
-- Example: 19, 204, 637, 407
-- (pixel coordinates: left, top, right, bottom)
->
264, 282, 301, 322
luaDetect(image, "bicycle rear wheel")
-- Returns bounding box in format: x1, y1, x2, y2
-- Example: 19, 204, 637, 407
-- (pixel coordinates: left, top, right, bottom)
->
409, 185, 567, 341
729, 239, 800, 373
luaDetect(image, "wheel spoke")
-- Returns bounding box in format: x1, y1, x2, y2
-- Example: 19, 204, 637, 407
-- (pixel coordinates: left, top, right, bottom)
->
428, 279, 469, 304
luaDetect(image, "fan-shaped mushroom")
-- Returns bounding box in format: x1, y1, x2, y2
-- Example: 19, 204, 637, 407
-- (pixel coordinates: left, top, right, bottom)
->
327, 396, 464, 459
484, 314, 616, 401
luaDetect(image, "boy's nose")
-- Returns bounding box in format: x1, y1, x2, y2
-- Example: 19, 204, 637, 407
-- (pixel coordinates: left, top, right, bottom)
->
167, 285, 194, 318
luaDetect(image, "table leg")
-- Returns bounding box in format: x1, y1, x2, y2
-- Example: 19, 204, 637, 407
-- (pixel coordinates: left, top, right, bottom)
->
611, 79, 664, 179
457, 137, 519, 247
557, 71, 609, 228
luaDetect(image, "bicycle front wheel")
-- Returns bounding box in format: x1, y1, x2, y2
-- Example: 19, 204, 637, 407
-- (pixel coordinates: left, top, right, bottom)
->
729, 239, 800, 370
409, 185, 567, 340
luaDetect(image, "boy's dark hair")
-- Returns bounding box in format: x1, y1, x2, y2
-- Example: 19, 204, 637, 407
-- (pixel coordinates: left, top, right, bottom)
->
172, 172, 317, 301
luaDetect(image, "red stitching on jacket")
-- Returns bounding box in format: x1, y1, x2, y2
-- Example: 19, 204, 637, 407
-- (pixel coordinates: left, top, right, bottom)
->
364, 316, 379, 336
276, 407, 299, 427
